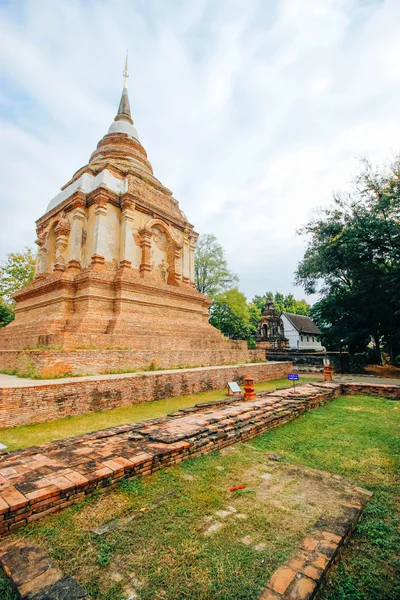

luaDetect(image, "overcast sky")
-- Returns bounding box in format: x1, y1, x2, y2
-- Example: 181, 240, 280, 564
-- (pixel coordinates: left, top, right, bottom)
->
1, 0, 400, 301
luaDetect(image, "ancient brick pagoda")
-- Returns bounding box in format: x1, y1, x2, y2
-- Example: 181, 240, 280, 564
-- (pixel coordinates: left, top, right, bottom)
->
0, 59, 256, 369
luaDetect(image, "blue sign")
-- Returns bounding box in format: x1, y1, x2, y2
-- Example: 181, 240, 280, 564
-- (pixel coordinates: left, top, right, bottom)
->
288, 373, 299, 381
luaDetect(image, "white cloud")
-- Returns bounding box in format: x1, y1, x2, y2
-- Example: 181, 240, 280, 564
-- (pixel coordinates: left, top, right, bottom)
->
0, 0, 400, 302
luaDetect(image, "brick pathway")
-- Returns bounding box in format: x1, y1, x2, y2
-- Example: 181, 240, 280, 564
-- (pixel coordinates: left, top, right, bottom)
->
0, 382, 341, 536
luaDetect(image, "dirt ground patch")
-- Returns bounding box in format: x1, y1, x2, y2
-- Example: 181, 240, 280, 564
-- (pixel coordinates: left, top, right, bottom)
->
365, 364, 400, 378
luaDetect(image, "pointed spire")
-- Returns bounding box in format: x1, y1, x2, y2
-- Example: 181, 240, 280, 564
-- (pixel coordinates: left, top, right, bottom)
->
263, 294, 276, 315
123, 51, 129, 89
115, 52, 133, 124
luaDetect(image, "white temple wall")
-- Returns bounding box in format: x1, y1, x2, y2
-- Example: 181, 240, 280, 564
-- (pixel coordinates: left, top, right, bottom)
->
37, 198, 194, 278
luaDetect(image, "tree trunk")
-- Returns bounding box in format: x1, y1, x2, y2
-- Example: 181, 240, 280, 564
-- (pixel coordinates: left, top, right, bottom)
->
372, 333, 382, 364
386, 334, 396, 365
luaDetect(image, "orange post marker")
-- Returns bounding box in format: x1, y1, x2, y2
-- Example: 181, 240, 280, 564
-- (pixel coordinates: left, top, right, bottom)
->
323, 363, 332, 382
243, 376, 256, 401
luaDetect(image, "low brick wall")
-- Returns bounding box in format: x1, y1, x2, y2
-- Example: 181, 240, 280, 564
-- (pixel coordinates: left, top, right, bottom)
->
0, 382, 339, 537
0, 347, 266, 378
265, 351, 350, 374
0, 361, 291, 429
342, 382, 400, 400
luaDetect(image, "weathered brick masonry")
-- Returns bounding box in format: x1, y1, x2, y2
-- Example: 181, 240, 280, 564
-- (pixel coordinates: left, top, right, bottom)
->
0, 382, 339, 537
342, 382, 400, 400
0, 361, 291, 429
0, 347, 266, 378
0, 540, 88, 599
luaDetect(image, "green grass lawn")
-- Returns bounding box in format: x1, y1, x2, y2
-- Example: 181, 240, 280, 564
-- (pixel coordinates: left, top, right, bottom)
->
0, 376, 317, 451
0, 393, 398, 600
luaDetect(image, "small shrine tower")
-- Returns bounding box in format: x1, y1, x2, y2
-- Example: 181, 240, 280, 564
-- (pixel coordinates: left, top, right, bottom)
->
256, 295, 288, 350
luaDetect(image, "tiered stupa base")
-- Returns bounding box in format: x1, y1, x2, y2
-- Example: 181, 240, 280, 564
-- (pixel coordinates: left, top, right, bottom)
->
0, 269, 264, 377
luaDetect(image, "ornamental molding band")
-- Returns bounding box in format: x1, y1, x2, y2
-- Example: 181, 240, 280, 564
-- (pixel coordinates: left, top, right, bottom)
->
0, 61, 255, 366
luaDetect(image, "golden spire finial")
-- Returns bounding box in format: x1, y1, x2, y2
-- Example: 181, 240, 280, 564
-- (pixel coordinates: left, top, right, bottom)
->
123, 51, 129, 89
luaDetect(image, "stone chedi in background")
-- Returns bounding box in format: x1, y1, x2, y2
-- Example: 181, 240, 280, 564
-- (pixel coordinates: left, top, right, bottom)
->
0, 59, 255, 367
256, 296, 289, 350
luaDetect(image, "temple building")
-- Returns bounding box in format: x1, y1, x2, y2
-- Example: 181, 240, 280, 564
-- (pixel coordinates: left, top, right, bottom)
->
256, 296, 289, 350
0, 58, 261, 369
281, 313, 323, 350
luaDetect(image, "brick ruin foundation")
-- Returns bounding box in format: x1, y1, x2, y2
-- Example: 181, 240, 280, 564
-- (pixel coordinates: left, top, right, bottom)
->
0, 381, 342, 537
0, 475, 372, 600
0, 380, 394, 599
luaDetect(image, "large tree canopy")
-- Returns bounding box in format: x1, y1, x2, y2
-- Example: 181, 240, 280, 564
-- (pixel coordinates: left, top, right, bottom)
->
195, 233, 239, 298
0, 304, 14, 328
252, 292, 311, 316
0, 248, 36, 306
0, 248, 36, 327
295, 157, 400, 362
209, 289, 255, 341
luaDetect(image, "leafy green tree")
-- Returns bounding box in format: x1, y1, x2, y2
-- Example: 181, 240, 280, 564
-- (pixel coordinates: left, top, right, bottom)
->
0, 248, 36, 306
252, 292, 311, 316
0, 303, 14, 328
310, 294, 371, 356
295, 156, 400, 363
248, 302, 262, 330
195, 234, 239, 298
210, 289, 254, 340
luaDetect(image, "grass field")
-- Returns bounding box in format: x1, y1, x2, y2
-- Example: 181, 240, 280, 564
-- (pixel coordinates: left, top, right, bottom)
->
0, 376, 318, 451
0, 393, 398, 599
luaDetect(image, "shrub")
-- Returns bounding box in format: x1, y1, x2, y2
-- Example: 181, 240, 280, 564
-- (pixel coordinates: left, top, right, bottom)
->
349, 354, 367, 373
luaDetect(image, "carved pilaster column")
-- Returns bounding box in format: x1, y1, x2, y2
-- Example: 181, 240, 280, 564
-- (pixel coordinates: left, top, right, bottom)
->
138, 228, 153, 278
189, 237, 196, 288
119, 194, 135, 269
34, 229, 48, 277
36, 246, 48, 276
67, 207, 86, 271
182, 230, 190, 284
91, 203, 108, 267
53, 220, 71, 272
174, 244, 183, 281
